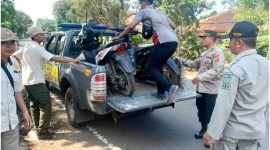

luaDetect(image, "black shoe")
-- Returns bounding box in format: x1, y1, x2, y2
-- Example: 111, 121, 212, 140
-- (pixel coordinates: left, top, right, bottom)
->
204, 144, 211, 149
194, 129, 206, 139
37, 131, 56, 139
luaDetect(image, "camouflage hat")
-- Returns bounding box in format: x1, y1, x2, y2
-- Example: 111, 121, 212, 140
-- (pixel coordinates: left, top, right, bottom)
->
1, 27, 19, 42
27, 27, 47, 38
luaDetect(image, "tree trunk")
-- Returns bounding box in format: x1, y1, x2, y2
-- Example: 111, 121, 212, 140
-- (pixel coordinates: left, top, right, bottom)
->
119, 0, 124, 25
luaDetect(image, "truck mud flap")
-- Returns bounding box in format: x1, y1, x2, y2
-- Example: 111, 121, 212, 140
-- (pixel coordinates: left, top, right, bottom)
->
107, 90, 200, 113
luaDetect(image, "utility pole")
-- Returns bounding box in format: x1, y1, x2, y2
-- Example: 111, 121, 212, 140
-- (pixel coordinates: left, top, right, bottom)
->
119, 0, 124, 25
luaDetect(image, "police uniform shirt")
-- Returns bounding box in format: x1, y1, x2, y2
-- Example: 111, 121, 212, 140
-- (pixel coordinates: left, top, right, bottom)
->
14, 40, 54, 85
207, 49, 269, 140
1, 58, 24, 132
133, 5, 178, 44
183, 46, 224, 94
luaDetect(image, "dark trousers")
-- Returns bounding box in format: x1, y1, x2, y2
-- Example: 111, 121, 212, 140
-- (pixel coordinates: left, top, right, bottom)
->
196, 92, 217, 130
147, 42, 178, 94
25, 83, 51, 133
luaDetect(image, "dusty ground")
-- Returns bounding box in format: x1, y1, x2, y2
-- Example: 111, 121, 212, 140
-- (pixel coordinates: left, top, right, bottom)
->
22, 90, 116, 150
20, 70, 197, 150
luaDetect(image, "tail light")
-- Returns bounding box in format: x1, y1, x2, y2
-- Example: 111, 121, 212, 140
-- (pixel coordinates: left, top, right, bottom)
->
90, 73, 106, 102
116, 44, 126, 55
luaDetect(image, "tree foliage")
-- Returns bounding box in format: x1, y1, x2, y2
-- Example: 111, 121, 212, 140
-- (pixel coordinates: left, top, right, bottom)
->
52, 0, 130, 26
36, 18, 57, 33
13, 11, 33, 38
1, 0, 17, 29
199, 11, 217, 20
52, 0, 73, 24
177, 31, 203, 60
221, 0, 269, 58
1, 0, 33, 38
155, 0, 213, 28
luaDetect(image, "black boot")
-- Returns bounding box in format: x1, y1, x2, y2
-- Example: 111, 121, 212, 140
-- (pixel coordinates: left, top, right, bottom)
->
194, 128, 206, 139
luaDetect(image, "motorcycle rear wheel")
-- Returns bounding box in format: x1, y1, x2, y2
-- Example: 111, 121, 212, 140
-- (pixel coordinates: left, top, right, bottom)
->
163, 64, 181, 86
114, 63, 135, 96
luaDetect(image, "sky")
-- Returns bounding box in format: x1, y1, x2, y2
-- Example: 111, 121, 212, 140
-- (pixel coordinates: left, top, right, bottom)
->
14, 0, 56, 23
14, 0, 225, 24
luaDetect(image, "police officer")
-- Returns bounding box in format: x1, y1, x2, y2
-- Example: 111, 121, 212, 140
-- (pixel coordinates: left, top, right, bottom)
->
115, 0, 179, 103
13, 27, 78, 139
1, 27, 32, 150
179, 30, 224, 139
203, 21, 269, 150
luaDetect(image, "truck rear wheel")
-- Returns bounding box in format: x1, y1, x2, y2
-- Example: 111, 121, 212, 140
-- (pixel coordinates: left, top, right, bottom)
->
64, 87, 79, 128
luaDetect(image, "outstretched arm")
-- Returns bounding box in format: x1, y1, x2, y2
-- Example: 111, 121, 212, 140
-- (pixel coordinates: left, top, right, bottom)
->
168, 18, 176, 30
115, 20, 139, 39
50, 56, 78, 63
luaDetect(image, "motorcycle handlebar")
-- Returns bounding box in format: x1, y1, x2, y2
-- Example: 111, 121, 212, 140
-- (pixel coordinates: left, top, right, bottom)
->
130, 30, 141, 35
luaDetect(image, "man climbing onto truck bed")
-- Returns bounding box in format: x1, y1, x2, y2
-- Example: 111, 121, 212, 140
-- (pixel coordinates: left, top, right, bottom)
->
114, 0, 179, 104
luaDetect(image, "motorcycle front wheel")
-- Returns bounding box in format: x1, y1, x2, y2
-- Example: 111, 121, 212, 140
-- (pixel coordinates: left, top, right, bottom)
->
114, 63, 135, 96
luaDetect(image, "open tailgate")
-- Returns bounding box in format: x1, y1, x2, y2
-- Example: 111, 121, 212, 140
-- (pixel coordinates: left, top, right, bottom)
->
107, 89, 200, 113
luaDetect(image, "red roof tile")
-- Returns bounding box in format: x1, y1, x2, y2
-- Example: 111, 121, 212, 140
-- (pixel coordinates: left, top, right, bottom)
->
192, 9, 239, 34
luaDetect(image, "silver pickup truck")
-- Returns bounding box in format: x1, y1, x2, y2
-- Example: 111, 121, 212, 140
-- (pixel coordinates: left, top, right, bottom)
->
44, 29, 199, 127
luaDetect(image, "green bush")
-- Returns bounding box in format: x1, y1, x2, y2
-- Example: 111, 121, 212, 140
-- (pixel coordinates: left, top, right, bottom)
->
218, 39, 235, 64
177, 30, 203, 60
131, 34, 151, 46
257, 31, 269, 57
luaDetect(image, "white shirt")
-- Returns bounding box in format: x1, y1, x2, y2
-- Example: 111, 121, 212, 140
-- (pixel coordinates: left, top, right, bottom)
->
14, 40, 54, 85
183, 46, 225, 94
134, 5, 178, 44
207, 49, 269, 140
1, 58, 24, 132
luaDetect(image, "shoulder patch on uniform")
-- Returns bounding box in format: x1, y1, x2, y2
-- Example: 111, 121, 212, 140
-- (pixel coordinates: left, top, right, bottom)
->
213, 52, 219, 62
221, 71, 232, 90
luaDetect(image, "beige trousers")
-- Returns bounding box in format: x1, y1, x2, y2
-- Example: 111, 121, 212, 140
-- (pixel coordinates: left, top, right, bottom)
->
1, 126, 20, 150
212, 136, 260, 150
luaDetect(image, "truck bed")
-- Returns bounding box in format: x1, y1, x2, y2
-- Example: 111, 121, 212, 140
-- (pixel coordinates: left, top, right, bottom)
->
107, 80, 199, 113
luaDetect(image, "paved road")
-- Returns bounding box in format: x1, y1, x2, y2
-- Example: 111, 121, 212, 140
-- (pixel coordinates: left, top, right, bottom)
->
41, 78, 268, 150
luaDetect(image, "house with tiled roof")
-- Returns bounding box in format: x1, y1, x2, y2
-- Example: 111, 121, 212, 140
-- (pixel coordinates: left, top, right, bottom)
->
190, 8, 239, 35
192, 8, 268, 35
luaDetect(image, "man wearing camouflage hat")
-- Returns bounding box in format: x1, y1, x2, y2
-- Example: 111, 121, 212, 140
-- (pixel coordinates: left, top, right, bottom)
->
13, 27, 78, 139
203, 21, 269, 149
1, 27, 32, 150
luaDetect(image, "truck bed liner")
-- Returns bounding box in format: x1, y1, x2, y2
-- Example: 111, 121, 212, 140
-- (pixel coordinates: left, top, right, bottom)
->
107, 81, 199, 113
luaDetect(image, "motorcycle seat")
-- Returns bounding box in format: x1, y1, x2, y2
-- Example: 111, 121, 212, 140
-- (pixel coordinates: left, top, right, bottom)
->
135, 44, 154, 51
